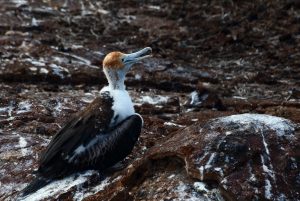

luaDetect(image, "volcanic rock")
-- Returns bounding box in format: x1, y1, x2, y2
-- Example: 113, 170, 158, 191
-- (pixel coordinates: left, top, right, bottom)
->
1, 0, 300, 201
2, 113, 299, 201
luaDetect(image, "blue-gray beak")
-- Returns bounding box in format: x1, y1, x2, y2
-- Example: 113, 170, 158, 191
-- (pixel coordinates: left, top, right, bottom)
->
123, 47, 152, 65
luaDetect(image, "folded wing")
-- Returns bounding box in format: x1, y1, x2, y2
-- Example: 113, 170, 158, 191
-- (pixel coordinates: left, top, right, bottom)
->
37, 113, 142, 179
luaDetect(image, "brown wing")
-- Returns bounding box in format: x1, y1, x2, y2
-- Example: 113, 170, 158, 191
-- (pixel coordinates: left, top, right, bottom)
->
38, 92, 114, 178
22, 114, 142, 197
66, 114, 143, 170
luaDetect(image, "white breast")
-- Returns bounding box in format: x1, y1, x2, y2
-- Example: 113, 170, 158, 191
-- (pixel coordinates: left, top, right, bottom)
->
101, 87, 135, 127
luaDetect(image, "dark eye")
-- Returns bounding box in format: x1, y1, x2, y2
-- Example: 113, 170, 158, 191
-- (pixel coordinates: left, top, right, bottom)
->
121, 58, 125, 62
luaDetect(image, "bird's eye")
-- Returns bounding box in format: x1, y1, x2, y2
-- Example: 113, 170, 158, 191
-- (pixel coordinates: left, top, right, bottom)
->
121, 58, 125, 62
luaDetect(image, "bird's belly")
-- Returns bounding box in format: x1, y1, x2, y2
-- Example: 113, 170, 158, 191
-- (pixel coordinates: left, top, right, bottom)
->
110, 90, 135, 126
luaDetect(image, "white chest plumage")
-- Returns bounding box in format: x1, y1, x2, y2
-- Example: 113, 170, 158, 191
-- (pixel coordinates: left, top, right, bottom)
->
100, 86, 135, 127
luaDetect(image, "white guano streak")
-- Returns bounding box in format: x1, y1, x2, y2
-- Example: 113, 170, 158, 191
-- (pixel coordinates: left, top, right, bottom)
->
19, 136, 28, 156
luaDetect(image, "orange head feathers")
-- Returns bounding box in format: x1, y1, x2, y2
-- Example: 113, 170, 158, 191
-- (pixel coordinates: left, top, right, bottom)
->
103, 52, 125, 69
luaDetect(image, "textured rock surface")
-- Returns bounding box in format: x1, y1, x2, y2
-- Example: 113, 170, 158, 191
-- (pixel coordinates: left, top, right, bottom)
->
125, 114, 299, 201
1, 0, 300, 201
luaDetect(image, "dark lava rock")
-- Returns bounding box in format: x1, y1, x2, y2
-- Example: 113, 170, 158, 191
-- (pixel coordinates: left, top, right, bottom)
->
195, 114, 299, 201
1, 0, 300, 201
137, 113, 299, 201
0, 133, 49, 200
185, 85, 225, 111
3, 113, 297, 201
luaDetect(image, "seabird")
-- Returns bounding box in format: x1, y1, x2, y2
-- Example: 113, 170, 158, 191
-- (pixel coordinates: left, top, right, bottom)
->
22, 47, 152, 196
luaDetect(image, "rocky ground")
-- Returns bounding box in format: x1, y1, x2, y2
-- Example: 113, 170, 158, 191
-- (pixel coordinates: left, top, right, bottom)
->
0, 0, 299, 201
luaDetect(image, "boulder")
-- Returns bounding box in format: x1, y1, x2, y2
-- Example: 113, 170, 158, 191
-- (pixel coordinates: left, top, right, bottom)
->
137, 113, 299, 201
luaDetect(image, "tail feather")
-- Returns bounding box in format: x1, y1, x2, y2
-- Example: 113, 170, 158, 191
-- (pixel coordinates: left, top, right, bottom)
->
22, 176, 51, 197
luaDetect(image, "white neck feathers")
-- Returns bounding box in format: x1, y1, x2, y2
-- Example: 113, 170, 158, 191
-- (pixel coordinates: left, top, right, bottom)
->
103, 68, 126, 90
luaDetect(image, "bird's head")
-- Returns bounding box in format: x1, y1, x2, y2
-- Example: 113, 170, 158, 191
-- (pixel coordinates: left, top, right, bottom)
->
103, 47, 152, 90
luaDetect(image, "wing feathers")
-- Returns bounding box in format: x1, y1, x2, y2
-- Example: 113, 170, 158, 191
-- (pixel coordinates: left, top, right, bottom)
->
65, 115, 142, 169
37, 112, 142, 179
37, 95, 114, 177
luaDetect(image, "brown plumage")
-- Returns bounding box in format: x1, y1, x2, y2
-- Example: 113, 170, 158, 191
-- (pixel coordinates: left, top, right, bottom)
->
37, 92, 114, 178
102, 52, 124, 69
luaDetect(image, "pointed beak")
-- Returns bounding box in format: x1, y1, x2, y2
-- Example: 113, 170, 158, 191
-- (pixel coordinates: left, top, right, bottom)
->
123, 47, 152, 65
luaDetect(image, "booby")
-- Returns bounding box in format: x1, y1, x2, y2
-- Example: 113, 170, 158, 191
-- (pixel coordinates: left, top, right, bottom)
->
22, 47, 152, 196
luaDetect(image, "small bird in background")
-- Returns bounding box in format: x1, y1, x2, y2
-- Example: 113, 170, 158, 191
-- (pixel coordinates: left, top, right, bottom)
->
22, 47, 152, 196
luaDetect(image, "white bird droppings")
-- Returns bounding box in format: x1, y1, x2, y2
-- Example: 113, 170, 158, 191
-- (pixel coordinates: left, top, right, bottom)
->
20, 170, 96, 201
136, 95, 169, 105
193, 182, 209, 193
164, 122, 185, 128
49, 63, 70, 79
18, 136, 28, 156
16, 101, 32, 114
218, 113, 295, 137
40, 68, 49, 74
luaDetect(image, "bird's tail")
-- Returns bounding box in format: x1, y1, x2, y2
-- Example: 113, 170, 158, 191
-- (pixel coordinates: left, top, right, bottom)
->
21, 176, 51, 197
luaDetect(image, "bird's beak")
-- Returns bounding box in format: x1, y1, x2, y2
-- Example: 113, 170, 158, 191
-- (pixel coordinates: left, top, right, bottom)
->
124, 47, 152, 65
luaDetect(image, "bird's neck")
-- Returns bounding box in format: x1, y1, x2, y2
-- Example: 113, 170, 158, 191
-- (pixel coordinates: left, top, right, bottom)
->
108, 79, 125, 91
104, 69, 126, 90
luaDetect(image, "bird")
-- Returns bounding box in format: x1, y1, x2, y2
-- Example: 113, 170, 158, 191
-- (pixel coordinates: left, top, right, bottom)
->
21, 47, 152, 196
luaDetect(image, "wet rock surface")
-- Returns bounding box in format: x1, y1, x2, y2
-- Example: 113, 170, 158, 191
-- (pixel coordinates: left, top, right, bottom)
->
0, 0, 300, 201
